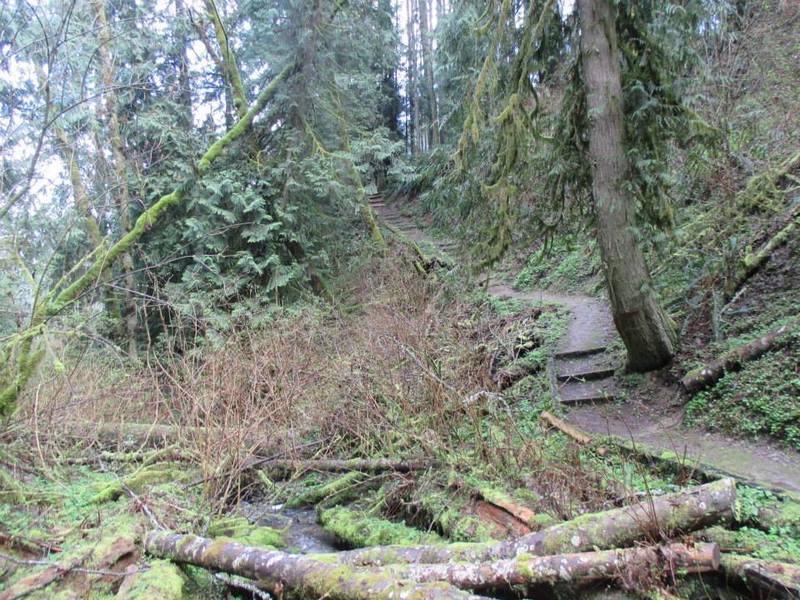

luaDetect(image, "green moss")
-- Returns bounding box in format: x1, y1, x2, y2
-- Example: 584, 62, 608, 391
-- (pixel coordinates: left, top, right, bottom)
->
686, 326, 800, 449
89, 464, 185, 504
207, 516, 285, 549
318, 506, 442, 548
702, 525, 800, 563
118, 559, 185, 600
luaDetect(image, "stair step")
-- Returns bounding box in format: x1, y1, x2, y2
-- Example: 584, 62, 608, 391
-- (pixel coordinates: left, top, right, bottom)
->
555, 354, 617, 382
558, 379, 616, 405
557, 366, 616, 382
554, 345, 607, 360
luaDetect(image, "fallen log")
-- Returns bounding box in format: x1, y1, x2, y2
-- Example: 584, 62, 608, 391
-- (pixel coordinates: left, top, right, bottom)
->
540, 410, 593, 445
374, 543, 720, 591
721, 554, 800, 599
726, 204, 800, 299
143, 531, 488, 600
681, 321, 796, 393
334, 478, 736, 566
258, 458, 436, 474
145, 531, 718, 595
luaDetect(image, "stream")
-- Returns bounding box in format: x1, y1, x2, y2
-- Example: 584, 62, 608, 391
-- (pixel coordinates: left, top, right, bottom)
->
240, 502, 339, 554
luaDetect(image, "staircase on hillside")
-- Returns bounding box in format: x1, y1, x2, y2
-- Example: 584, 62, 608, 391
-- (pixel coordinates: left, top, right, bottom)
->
369, 193, 619, 407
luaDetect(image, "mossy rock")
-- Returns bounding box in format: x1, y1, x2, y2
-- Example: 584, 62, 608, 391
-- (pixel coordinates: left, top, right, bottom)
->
207, 516, 285, 548
318, 506, 442, 548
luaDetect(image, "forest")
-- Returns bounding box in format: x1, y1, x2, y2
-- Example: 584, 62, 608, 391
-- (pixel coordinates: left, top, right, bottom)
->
0, 0, 799, 598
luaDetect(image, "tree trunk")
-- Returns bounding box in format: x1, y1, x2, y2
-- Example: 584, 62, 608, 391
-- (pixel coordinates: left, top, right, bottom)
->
418, 0, 439, 147
174, 0, 193, 126
53, 126, 103, 247
336, 478, 736, 566
257, 457, 437, 474
93, 0, 139, 356
370, 543, 720, 591
204, 0, 248, 120
577, 0, 676, 372
406, 0, 419, 154
144, 532, 488, 600
681, 320, 797, 393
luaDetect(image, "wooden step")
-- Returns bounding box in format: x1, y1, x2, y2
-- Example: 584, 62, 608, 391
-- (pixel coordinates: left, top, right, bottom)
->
558, 379, 616, 405
555, 355, 617, 382
554, 345, 607, 360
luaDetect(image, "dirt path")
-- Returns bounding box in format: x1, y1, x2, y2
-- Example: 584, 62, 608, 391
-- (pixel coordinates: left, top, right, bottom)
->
369, 196, 800, 493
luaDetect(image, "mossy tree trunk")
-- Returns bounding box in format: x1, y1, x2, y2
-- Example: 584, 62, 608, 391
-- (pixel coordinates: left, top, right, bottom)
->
204, 0, 248, 120
577, 0, 676, 372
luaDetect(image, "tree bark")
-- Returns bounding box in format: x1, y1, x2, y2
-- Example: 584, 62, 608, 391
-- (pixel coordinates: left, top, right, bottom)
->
577, 0, 676, 372
371, 543, 720, 591
335, 478, 736, 566
681, 320, 797, 393
144, 532, 489, 600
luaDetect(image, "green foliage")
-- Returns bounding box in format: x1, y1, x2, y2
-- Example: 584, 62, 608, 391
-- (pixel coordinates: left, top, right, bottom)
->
515, 238, 602, 294
686, 329, 800, 449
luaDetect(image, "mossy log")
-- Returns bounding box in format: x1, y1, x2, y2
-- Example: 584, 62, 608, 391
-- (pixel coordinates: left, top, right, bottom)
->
260, 458, 437, 475
726, 205, 800, 299
49, 422, 275, 453
333, 479, 736, 566
369, 543, 720, 591
721, 554, 800, 599
681, 321, 796, 393
286, 471, 372, 508
143, 531, 489, 600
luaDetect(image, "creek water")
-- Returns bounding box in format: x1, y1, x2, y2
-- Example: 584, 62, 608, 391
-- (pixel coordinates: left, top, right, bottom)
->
241, 503, 339, 554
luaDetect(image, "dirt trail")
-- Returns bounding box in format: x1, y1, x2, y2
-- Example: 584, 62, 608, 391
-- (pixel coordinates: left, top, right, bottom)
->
369, 195, 800, 494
